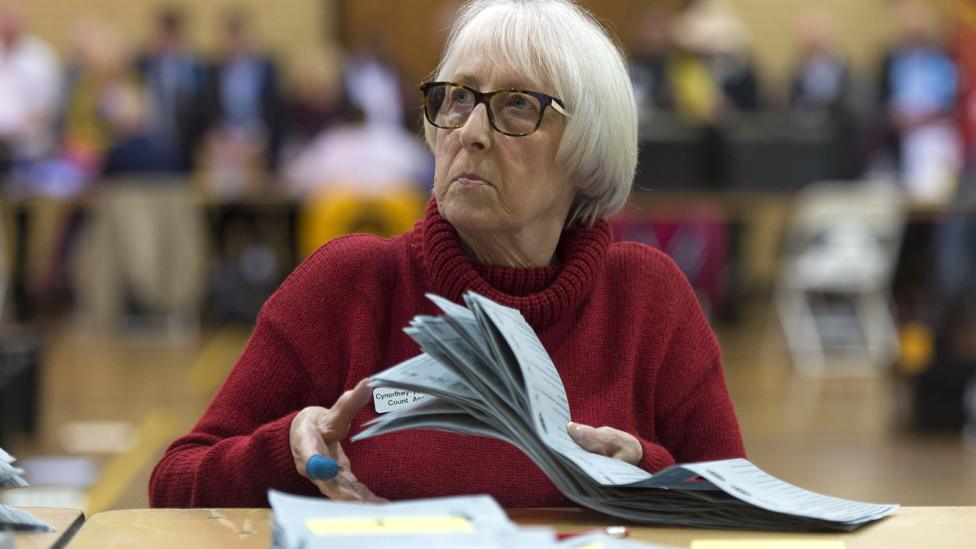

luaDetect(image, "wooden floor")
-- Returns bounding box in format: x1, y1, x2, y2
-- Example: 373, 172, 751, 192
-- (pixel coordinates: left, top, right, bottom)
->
5, 296, 976, 514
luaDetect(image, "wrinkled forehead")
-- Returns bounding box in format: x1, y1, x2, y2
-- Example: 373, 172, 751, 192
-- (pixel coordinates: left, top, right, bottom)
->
436, 8, 560, 95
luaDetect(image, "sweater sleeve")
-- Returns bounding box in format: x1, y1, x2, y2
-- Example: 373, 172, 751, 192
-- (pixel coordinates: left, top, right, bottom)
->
636, 438, 677, 472
149, 234, 396, 507
149, 312, 318, 507
649, 279, 746, 470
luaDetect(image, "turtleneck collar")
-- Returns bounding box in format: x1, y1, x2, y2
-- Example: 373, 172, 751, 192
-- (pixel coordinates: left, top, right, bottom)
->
417, 198, 611, 328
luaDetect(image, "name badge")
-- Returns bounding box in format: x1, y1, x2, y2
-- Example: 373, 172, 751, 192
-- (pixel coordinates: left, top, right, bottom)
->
373, 388, 428, 414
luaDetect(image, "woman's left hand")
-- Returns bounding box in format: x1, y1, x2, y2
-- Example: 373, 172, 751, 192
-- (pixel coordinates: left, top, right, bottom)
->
566, 422, 642, 465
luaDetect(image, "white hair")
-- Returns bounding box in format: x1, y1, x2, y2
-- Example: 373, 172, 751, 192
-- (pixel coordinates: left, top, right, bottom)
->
424, 0, 637, 226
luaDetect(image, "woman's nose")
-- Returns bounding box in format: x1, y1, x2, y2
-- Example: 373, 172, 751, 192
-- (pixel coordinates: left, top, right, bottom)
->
457, 103, 492, 150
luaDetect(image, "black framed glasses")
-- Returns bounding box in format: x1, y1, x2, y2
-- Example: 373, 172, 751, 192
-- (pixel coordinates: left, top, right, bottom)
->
419, 81, 569, 137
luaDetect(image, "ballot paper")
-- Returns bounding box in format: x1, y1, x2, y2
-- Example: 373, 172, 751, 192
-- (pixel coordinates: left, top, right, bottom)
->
0, 447, 52, 532
0, 449, 27, 489
352, 292, 899, 532
268, 490, 678, 549
271, 489, 550, 549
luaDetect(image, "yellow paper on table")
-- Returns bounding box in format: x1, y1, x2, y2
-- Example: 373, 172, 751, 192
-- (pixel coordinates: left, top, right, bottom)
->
305, 515, 475, 536
692, 541, 844, 549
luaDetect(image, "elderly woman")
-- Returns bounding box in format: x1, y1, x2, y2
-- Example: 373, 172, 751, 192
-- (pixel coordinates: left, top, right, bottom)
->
150, 0, 744, 508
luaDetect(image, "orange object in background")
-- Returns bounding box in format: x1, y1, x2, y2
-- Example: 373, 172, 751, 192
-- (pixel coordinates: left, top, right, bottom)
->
898, 322, 935, 375
297, 187, 426, 259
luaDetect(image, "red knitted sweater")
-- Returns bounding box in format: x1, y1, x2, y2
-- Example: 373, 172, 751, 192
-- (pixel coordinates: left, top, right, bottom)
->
149, 200, 745, 508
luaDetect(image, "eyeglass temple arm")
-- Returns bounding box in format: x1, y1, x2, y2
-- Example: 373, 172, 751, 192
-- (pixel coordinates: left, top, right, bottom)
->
550, 100, 569, 117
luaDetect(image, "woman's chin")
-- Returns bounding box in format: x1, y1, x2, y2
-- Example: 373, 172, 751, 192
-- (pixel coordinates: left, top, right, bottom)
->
439, 200, 501, 233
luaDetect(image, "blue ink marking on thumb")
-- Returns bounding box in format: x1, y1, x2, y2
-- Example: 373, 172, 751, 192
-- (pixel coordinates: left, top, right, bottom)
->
307, 455, 341, 480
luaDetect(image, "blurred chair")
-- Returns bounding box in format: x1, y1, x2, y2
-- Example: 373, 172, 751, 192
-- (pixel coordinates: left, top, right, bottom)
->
298, 186, 425, 259
74, 179, 206, 342
772, 181, 905, 376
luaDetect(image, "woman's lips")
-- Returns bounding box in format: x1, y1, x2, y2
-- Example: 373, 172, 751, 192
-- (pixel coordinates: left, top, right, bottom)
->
453, 174, 490, 187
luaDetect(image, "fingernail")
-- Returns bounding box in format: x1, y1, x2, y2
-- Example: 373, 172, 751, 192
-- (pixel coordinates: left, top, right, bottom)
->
566, 422, 576, 436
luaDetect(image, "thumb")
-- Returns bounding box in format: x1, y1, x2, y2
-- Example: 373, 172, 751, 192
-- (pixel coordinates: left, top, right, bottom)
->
566, 421, 608, 456
322, 379, 372, 439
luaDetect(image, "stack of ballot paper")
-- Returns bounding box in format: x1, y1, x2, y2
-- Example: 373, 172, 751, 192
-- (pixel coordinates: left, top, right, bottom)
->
352, 292, 899, 532
269, 489, 675, 549
0, 447, 52, 532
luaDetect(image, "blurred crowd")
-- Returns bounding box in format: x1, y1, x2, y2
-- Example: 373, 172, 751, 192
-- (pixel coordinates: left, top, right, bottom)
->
0, 3, 436, 324
629, 0, 976, 202
0, 4, 433, 202
0, 0, 973, 201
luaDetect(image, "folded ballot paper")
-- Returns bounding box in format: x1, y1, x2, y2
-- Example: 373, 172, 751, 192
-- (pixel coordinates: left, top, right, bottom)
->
268, 489, 676, 549
351, 292, 899, 532
0, 447, 52, 532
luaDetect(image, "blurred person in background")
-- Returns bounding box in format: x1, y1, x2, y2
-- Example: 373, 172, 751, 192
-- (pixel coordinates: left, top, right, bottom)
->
27, 18, 133, 313
151, 0, 744, 507
134, 6, 206, 173
100, 83, 173, 177
60, 18, 130, 183
199, 9, 281, 197
199, 10, 286, 322
284, 98, 432, 261
0, 3, 63, 320
344, 32, 408, 128
877, 0, 960, 202
669, 0, 760, 186
788, 10, 860, 179
956, 3, 976, 182
789, 11, 850, 120
280, 47, 348, 163
629, 7, 677, 127
0, 3, 61, 187
283, 100, 432, 197
921, 5, 976, 436
670, 0, 760, 119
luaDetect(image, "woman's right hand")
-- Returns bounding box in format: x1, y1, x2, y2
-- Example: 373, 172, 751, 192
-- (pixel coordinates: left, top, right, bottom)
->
290, 378, 386, 502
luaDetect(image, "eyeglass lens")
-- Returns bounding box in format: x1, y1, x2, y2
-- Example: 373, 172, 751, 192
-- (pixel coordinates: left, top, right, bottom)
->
425, 83, 543, 136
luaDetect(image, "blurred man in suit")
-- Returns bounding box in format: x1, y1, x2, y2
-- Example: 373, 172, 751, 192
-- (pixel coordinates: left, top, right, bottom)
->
134, 7, 206, 172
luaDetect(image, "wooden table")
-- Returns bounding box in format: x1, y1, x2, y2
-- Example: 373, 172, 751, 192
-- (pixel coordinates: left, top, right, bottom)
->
64, 506, 975, 548
10, 507, 84, 549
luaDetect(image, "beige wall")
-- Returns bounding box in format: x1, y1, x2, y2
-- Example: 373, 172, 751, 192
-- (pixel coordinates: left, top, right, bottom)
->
20, 0, 333, 74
